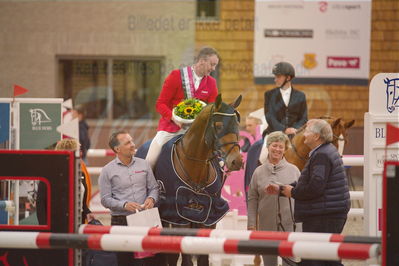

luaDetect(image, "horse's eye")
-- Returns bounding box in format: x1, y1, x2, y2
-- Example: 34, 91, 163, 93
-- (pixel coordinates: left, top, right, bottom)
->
214, 122, 223, 132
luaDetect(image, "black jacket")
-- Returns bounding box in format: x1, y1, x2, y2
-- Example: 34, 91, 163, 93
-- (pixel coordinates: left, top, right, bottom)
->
291, 143, 350, 222
264, 87, 307, 134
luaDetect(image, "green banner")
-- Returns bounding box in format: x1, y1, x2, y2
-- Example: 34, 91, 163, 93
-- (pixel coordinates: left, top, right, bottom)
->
19, 103, 61, 149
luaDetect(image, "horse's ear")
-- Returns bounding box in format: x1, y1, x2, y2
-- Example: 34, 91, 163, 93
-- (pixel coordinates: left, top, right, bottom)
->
331, 118, 341, 128
215, 94, 222, 109
230, 95, 242, 109
344, 120, 355, 129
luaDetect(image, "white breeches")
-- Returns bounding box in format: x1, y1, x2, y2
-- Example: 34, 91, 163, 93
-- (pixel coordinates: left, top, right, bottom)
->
146, 129, 186, 169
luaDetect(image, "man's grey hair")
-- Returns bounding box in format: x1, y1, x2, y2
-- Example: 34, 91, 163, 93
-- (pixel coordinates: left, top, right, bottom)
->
194, 47, 219, 63
308, 119, 333, 142
109, 130, 128, 152
266, 131, 291, 151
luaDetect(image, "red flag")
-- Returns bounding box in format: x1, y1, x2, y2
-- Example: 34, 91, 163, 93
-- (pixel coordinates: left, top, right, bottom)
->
386, 123, 399, 146
13, 84, 29, 97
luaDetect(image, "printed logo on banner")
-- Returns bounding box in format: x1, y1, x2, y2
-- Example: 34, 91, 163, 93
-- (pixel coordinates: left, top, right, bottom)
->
264, 29, 313, 38
332, 3, 361, 11
20, 103, 61, 149
327, 57, 360, 69
384, 78, 399, 113
266, 3, 304, 10
320, 3, 361, 13
319, 1, 328, 13
325, 29, 360, 40
29, 109, 52, 129
302, 54, 318, 70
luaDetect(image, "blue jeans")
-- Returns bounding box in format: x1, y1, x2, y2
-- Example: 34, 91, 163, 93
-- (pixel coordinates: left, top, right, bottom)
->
300, 218, 346, 266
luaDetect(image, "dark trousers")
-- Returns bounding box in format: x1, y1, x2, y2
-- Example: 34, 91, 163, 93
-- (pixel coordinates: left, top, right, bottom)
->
111, 215, 142, 266
111, 216, 163, 266
300, 218, 346, 266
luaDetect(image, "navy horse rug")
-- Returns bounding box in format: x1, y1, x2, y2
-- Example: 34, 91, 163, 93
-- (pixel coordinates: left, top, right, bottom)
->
149, 136, 229, 226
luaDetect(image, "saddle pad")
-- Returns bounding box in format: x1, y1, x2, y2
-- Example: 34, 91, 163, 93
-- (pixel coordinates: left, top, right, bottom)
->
155, 135, 229, 226
175, 186, 212, 223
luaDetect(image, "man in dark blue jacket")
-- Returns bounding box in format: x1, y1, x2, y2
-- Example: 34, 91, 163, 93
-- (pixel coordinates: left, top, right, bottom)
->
264, 62, 307, 136
266, 119, 350, 266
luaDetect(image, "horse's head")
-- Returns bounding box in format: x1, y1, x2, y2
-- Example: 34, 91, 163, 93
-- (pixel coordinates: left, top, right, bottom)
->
329, 117, 355, 156
204, 94, 243, 171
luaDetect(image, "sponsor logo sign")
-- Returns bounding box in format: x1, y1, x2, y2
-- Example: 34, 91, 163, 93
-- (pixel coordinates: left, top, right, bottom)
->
327, 56, 360, 69
264, 29, 313, 38
19, 103, 61, 149
325, 29, 360, 40
384, 78, 399, 113
302, 53, 318, 70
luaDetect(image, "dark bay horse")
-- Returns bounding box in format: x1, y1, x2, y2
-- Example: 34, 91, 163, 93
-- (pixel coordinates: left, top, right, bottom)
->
244, 117, 355, 194
137, 94, 243, 265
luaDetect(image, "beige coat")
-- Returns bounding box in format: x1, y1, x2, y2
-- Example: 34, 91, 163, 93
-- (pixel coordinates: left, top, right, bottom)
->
247, 158, 300, 266
247, 157, 300, 231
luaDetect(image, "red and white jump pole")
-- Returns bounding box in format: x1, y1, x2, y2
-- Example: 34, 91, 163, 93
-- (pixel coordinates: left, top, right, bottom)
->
0, 232, 380, 261
79, 225, 381, 244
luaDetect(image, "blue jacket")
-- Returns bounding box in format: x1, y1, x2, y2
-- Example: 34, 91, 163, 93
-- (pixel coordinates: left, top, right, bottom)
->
264, 87, 307, 134
244, 139, 263, 200
291, 143, 350, 222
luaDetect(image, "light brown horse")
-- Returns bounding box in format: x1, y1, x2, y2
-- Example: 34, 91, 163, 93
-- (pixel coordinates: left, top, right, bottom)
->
149, 94, 243, 266
173, 95, 243, 187
285, 117, 355, 170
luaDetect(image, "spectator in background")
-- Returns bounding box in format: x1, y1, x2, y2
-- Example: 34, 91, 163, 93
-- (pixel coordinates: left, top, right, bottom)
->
266, 119, 350, 266
72, 105, 90, 161
241, 116, 262, 153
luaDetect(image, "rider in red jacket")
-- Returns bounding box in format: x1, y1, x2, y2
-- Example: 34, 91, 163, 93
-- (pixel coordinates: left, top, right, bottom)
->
146, 47, 219, 169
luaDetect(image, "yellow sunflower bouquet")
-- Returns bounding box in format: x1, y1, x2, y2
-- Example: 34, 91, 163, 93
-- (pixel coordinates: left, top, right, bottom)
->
172, 98, 206, 124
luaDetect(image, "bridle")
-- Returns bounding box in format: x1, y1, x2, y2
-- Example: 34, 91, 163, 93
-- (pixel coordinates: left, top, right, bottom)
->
204, 105, 241, 166
177, 108, 241, 164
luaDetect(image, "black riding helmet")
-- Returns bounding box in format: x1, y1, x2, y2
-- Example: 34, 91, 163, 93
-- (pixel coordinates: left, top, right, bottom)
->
272, 62, 295, 79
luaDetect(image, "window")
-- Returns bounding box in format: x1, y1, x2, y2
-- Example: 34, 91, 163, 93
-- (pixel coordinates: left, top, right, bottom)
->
58, 58, 162, 120
197, 0, 219, 20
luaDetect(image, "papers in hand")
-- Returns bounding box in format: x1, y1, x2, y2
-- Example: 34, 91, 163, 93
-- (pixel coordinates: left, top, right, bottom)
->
126, 207, 162, 228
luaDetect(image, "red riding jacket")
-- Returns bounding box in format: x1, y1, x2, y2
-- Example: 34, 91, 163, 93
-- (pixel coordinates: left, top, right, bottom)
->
155, 69, 218, 132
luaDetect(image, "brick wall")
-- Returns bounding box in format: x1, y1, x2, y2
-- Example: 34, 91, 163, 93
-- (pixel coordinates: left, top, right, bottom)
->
370, 0, 399, 79
196, 0, 399, 128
